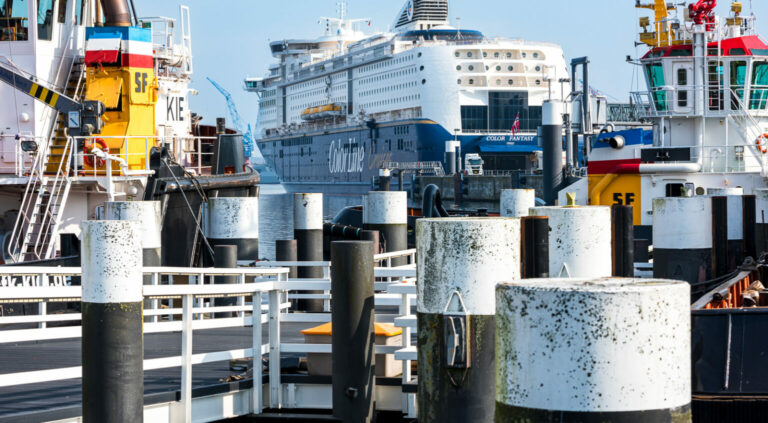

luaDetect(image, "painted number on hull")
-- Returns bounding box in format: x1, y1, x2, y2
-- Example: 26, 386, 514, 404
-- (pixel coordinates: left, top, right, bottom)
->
135, 72, 148, 93
613, 192, 636, 205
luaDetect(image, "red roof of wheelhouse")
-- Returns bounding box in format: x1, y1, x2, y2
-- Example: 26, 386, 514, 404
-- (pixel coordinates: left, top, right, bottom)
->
642, 35, 768, 59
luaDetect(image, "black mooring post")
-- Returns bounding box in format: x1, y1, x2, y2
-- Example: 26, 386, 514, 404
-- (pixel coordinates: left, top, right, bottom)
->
612, 205, 635, 277
294, 193, 324, 312
712, 196, 729, 278
521, 216, 549, 278
360, 230, 381, 256
331, 241, 375, 423
743, 195, 757, 260
213, 245, 238, 318
81, 221, 143, 423
276, 240, 298, 279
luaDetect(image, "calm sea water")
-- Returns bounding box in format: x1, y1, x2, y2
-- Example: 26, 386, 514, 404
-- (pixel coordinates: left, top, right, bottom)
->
257, 184, 364, 260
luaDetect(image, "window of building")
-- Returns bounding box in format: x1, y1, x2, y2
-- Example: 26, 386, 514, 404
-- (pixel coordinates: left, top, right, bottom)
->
1, 0, 30, 41
37, 0, 55, 40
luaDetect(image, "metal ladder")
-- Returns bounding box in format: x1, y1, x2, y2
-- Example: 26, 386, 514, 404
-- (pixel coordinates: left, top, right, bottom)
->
725, 88, 768, 175
5, 60, 85, 263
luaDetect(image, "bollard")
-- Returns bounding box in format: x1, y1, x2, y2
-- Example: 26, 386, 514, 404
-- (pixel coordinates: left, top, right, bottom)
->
378, 168, 391, 192
495, 278, 691, 422
711, 196, 729, 278
500, 189, 536, 217
205, 197, 259, 263
275, 240, 298, 279
417, 217, 521, 423
105, 201, 162, 321
81, 221, 144, 423
708, 188, 745, 270
542, 100, 564, 205
521, 216, 549, 278
331, 241, 375, 423
59, 233, 80, 258
294, 193, 324, 312
653, 197, 712, 284
743, 195, 757, 260
363, 191, 407, 266
360, 230, 380, 255
611, 204, 634, 277
213, 245, 237, 318
276, 239, 299, 309
530, 206, 612, 278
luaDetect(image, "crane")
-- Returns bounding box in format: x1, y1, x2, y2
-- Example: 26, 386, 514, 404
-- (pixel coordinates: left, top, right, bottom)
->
206, 77, 255, 160
0, 61, 105, 136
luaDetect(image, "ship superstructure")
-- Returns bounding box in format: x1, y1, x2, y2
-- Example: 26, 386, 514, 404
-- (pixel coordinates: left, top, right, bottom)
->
245, 0, 568, 192
0, 0, 203, 263
582, 0, 768, 239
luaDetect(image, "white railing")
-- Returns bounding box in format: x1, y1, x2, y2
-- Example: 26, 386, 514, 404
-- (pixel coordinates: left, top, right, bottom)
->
0, 253, 419, 421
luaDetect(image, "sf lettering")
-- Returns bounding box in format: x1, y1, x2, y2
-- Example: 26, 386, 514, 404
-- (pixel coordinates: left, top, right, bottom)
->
613, 192, 636, 205
135, 72, 148, 93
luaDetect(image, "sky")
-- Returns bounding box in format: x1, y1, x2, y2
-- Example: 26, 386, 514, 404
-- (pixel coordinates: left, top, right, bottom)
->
134, 0, 768, 127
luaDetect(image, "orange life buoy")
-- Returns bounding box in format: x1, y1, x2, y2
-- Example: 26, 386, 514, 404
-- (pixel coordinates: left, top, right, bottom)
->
756, 135, 768, 155
83, 138, 109, 168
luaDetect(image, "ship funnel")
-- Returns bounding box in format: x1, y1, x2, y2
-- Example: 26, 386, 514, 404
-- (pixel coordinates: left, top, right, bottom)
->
100, 0, 133, 26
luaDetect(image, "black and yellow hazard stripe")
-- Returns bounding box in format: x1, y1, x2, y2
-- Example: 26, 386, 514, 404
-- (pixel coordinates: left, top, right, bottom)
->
28, 83, 59, 108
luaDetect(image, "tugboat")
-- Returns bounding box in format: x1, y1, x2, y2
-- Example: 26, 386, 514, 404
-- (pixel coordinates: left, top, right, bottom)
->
580, 0, 766, 240
0, 0, 258, 266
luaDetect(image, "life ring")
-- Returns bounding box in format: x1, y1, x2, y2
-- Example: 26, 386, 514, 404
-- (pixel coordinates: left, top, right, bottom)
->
83, 138, 109, 168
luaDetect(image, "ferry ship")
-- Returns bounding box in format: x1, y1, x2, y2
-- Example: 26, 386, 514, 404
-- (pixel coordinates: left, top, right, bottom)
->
0, 0, 256, 264
244, 0, 568, 193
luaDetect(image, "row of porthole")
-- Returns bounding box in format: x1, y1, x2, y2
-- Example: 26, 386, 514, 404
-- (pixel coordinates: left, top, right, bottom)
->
458, 79, 542, 86
456, 64, 542, 72
455, 51, 541, 59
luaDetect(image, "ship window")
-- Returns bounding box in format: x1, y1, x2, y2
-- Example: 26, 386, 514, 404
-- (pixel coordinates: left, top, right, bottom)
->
670, 49, 692, 57
496, 66, 501, 71
494, 52, 500, 58
708, 48, 723, 56
461, 105, 488, 131
535, 66, 541, 72
422, 79, 426, 84
730, 61, 747, 109
467, 52, 473, 57
750, 62, 768, 109
677, 68, 688, 107
508, 66, 513, 71
469, 79, 474, 85
506, 52, 512, 58
522, 52, 527, 58
456, 65, 461, 71
483, 52, 487, 58
508, 79, 514, 85
457, 79, 461, 84
455, 52, 460, 57
1, 0, 30, 41
496, 79, 501, 85
420, 65, 424, 71
37, 0, 55, 40
468, 65, 474, 71
730, 48, 746, 56
57, 0, 68, 23
665, 183, 686, 197
535, 80, 541, 85
752, 49, 768, 56
708, 60, 724, 111
645, 63, 667, 111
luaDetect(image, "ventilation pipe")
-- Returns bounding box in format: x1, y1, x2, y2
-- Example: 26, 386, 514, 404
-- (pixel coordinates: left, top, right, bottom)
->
100, 0, 133, 26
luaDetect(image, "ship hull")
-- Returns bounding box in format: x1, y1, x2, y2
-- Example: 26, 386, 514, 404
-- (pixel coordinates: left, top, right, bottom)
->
257, 119, 539, 193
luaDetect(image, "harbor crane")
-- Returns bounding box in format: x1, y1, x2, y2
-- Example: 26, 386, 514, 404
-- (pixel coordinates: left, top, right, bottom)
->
0, 61, 105, 137
207, 77, 255, 159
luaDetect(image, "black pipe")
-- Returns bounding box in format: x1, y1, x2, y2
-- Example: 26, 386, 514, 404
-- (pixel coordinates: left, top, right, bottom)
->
213, 245, 238, 318
712, 196, 729, 278
99, 0, 132, 26
542, 101, 563, 206
331, 241, 375, 423
743, 195, 757, 260
521, 216, 549, 278
398, 171, 404, 193
612, 205, 635, 277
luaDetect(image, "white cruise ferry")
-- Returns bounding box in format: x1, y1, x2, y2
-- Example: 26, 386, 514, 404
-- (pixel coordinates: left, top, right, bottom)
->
245, 0, 568, 193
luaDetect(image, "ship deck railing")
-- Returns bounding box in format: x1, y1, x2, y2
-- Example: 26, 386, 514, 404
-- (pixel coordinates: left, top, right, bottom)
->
0, 249, 419, 422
